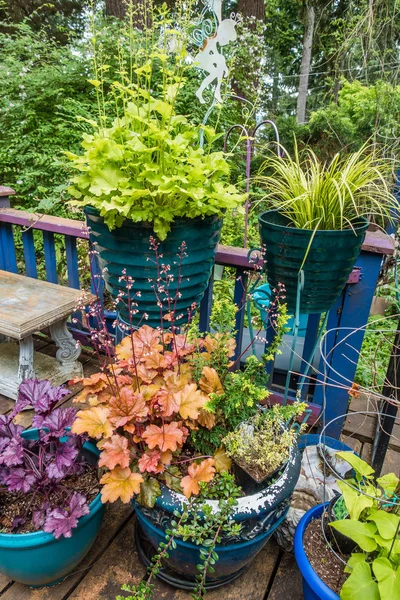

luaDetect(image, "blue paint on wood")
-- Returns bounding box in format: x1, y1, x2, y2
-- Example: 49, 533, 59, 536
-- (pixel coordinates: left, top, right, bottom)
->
233, 267, 248, 362
316, 251, 383, 438
199, 276, 214, 333
65, 235, 80, 289
299, 312, 320, 399
22, 229, 38, 278
89, 248, 105, 303
43, 231, 58, 283
0, 224, 18, 273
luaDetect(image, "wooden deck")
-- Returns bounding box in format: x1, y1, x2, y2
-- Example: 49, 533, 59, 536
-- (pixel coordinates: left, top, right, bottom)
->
0, 339, 397, 600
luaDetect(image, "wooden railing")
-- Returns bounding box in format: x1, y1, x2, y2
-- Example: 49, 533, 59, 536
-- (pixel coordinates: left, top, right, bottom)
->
0, 187, 395, 438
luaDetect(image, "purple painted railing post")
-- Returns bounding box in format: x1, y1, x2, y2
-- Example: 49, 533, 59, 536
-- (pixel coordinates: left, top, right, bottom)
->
0, 186, 15, 209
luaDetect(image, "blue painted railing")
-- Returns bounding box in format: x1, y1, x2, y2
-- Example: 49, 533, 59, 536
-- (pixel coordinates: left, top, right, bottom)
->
0, 187, 395, 438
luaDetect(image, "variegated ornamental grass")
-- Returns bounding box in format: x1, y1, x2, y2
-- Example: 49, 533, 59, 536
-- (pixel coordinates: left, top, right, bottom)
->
257, 142, 397, 231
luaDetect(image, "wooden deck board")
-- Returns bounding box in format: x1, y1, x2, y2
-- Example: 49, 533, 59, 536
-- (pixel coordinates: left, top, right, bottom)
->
268, 553, 303, 600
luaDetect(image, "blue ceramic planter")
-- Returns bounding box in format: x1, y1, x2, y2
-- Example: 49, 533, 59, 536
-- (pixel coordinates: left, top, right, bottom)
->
0, 431, 104, 587
294, 503, 340, 600
135, 442, 301, 584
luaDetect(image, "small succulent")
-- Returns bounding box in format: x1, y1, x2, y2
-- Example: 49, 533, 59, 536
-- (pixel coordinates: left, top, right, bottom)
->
0, 378, 91, 538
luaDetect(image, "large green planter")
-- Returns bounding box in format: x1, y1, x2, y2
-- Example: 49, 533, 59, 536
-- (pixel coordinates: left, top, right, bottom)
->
85, 207, 222, 328
258, 210, 369, 314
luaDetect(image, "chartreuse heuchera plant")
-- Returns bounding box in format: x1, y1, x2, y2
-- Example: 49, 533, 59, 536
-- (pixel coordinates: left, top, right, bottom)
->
329, 452, 400, 600
0, 379, 92, 538
66, 3, 246, 240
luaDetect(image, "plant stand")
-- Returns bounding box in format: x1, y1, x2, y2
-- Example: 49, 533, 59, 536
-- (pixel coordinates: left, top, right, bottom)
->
0, 270, 90, 400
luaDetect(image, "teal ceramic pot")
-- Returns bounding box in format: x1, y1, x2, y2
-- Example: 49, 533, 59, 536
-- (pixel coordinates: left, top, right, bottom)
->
134, 442, 301, 586
85, 207, 223, 328
0, 431, 104, 587
258, 210, 369, 314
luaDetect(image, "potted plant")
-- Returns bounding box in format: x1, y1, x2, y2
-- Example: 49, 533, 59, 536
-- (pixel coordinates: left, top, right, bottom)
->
257, 144, 397, 314
0, 378, 104, 587
66, 4, 245, 328
71, 288, 305, 596
294, 452, 400, 600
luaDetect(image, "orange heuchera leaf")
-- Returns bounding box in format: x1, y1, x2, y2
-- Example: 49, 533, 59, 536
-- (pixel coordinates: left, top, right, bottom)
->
71, 406, 113, 439
176, 384, 208, 420
172, 334, 196, 357
100, 467, 143, 503
213, 447, 232, 473
156, 389, 180, 418
138, 450, 165, 474
115, 336, 135, 360
181, 458, 216, 498
143, 422, 184, 452
135, 325, 162, 352
136, 364, 157, 384
98, 434, 130, 470
197, 408, 216, 430
349, 382, 360, 398
202, 334, 236, 358
73, 373, 109, 404
109, 387, 148, 427
144, 351, 168, 371
199, 367, 224, 396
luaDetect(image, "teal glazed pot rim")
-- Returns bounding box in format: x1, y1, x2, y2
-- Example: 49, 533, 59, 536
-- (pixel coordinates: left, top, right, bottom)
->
258, 210, 370, 236
0, 429, 101, 545
153, 441, 301, 521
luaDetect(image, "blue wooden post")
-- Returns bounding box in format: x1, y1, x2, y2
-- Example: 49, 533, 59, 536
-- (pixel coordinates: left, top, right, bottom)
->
0, 224, 18, 273
233, 267, 248, 362
315, 250, 384, 437
199, 273, 214, 333
22, 229, 38, 278
43, 231, 58, 283
65, 235, 80, 289
299, 313, 320, 398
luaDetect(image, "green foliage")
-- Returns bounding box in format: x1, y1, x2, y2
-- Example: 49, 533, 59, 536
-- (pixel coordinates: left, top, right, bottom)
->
328, 452, 400, 600
0, 22, 97, 214
67, 5, 246, 239
257, 141, 396, 231
223, 403, 306, 481
355, 315, 398, 389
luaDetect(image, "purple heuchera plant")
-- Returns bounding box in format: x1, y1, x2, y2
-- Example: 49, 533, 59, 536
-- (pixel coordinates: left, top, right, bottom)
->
0, 379, 91, 538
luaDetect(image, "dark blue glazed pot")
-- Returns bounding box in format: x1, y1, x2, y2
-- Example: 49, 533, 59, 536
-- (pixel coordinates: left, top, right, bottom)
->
135, 442, 301, 583
294, 503, 340, 600
0, 430, 104, 587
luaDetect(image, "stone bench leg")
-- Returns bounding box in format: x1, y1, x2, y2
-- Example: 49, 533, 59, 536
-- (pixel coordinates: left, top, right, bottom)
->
49, 319, 81, 366
18, 335, 35, 382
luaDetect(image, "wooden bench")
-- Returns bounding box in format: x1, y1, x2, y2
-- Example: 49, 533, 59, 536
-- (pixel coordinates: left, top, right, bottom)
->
0, 270, 90, 399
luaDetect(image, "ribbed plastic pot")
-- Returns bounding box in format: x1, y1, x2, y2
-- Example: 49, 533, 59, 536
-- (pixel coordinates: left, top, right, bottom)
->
134, 443, 301, 584
294, 503, 340, 600
85, 207, 223, 328
258, 211, 369, 314
0, 430, 105, 587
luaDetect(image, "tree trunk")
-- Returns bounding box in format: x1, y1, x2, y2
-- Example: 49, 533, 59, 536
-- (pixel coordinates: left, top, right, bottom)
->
296, 2, 315, 124
237, 0, 265, 24
105, 0, 126, 18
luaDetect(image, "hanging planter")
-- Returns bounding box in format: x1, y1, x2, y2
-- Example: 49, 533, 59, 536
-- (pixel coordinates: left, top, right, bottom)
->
85, 207, 222, 328
258, 210, 369, 314
257, 143, 396, 314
